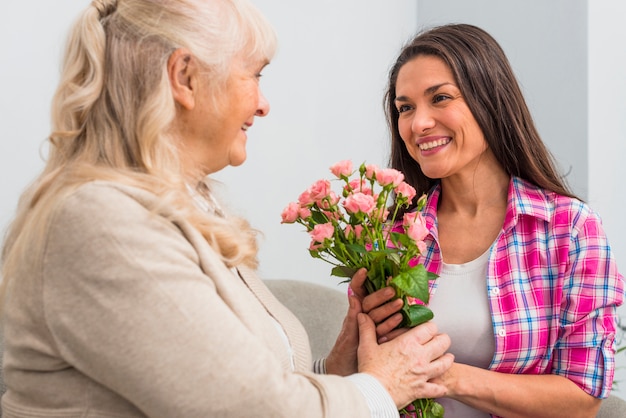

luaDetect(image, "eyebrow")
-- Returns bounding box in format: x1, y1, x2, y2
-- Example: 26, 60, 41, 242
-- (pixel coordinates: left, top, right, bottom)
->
395, 82, 455, 103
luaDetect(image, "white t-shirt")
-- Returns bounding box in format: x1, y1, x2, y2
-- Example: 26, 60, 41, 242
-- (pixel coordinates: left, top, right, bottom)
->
428, 248, 494, 418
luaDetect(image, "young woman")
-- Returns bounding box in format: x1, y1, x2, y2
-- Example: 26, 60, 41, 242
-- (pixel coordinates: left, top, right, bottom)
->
360, 23, 624, 418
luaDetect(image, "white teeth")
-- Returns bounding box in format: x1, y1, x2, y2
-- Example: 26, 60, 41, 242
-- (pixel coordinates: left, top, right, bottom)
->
419, 138, 450, 150
242, 125, 249, 131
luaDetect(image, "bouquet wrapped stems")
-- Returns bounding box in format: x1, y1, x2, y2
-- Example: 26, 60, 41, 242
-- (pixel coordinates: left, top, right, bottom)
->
281, 160, 444, 418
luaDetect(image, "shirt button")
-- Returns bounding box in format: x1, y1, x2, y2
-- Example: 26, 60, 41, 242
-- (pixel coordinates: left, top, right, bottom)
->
490, 287, 500, 296
498, 328, 506, 337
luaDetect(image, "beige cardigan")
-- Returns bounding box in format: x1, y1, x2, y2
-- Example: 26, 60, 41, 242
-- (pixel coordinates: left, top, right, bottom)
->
1, 181, 371, 417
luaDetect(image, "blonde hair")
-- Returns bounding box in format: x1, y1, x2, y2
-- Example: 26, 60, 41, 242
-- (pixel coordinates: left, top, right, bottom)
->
1, 0, 277, 298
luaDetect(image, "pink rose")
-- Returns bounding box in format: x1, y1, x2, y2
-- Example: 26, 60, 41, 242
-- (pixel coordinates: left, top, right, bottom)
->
299, 206, 311, 219
309, 240, 322, 251
330, 160, 353, 178
308, 179, 331, 202
395, 181, 416, 202
318, 191, 340, 209
298, 179, 331, 206
297, 189, 313, 206
344, 224, 364, 240
309, 222, 335, 244
376, 168, 404, 187
281, 202, 301, 223
345, 179, 372, 196
323, 210, 341, 221
364, 164, 380, 180
343, 192, 376, 215
404, 211, 428, 242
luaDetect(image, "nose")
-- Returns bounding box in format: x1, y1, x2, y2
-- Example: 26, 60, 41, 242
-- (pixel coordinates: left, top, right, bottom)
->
256, 90, 270, 117
410, 107, 435, 133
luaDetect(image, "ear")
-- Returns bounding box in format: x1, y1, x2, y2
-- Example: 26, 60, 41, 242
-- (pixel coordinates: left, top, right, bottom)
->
168, 48, 197, 110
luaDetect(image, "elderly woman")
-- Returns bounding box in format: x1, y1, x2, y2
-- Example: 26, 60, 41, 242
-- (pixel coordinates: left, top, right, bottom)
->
361, 23, 624, 418
0, 0, 453, 416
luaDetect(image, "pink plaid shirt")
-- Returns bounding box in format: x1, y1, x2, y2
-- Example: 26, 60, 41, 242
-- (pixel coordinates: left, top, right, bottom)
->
414, 177, 624, 399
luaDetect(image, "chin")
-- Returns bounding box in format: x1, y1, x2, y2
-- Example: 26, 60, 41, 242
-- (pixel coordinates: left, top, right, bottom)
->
229, 155, 247, 167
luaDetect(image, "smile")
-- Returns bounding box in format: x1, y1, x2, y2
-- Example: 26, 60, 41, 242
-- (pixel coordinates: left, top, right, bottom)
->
419, 137, 451, 151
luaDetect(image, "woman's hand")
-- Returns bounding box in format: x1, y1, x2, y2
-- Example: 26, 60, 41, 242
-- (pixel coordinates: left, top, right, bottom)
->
326, 267, 402, 375
350, 268, 408, 343
357, 312, 454, 409
325, 293, 362, 376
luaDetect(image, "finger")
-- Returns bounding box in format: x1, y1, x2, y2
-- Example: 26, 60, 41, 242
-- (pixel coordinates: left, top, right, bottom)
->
374, 314, 405, 340
402, 321, 440, 345
420, 333, 452, 362
362, 286, 398, 313
349, 268, 368, 299
364, 295, 403, 322
356, 312, 378, 349
348, 294, 362, 315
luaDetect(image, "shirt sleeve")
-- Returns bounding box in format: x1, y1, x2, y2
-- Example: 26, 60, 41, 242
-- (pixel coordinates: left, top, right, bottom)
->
314, 358, 398, 417
346, 373, 400, 418
555, 206, 625, 398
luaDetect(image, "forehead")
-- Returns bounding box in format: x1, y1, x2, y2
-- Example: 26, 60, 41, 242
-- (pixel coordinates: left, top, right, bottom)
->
231, 52, 269, 71
396, 55, 454, 89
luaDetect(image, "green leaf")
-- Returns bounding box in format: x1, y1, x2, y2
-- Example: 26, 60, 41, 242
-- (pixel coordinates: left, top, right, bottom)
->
386, 252, 402, 267
308, 250, 321, 259
345, 242, 368, 255
401, 303, 434, 327
390, 264, 430, 302
430, 401, 445, 418
331, 265, 357, 278
311, 210, 328, 224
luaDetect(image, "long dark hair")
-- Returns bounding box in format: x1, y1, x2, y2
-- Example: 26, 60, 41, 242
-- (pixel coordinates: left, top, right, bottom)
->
385, 23, 578, 214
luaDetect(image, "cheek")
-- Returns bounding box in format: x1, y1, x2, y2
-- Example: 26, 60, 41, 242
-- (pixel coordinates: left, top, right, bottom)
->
397, 118, 412, 142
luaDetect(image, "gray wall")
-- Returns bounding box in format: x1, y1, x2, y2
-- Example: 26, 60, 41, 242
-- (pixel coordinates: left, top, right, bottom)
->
1, 0, 625, 400
415, 0, 588, 199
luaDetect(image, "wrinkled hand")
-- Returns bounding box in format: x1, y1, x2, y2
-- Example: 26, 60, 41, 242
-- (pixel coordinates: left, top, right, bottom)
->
349, 268, 408, 342
326, 267, 400, 375
357, 313, 454, 409
325, 293, 362, 376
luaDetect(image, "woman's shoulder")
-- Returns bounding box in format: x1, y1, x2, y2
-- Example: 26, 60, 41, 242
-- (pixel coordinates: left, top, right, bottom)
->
511, 177, 600, 227
48, 181, 176, 239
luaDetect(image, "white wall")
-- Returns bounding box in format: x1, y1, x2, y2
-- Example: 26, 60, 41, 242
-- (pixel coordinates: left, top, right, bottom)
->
213, 0, 419, 290
0, 1, 84, 234
415, 0, 589, 198
589, 0, 626, 399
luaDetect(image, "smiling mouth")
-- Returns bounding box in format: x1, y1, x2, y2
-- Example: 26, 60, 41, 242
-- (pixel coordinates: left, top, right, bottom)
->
419, 138, 451, 151
242, 124, 250, 131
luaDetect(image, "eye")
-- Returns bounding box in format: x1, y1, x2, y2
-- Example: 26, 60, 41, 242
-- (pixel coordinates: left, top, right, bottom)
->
433, 94, 451, 104
397, 104, 413, 114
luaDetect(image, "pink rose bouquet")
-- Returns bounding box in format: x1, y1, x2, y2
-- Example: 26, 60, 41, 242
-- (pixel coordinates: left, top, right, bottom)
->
281, 160, 443, 418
